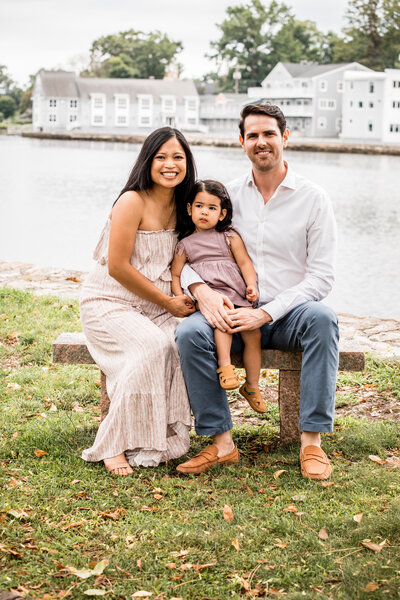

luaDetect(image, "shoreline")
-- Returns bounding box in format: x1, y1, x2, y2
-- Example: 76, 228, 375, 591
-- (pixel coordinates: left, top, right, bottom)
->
18, 131, 400, 157
1, 260, 399, 358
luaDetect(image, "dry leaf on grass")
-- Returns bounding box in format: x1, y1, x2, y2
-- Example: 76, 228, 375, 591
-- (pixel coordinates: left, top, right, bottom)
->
232, 537, 240, 551
84, 591, 107, 596
353, 513, 363, 523
66, 559, 109, 579
283, 505, 298, 513
369, 455, 386, 465
223, 505, 234, 522
273, 538, 288, 549
132, 592, 152, 598
7, 509, 30, 520
100, 508, 126, 520
361, 539, 386, 553
165, 562, 176, 569
321, 481, 335, 488
273, 470, 287, 479
34, 449, 47, 458
363, 582, 379, 592
62, 521, 84, 530
318, 528, 329, 540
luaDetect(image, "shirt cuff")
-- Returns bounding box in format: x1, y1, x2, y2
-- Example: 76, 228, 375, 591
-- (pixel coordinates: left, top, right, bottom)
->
260, 300, 285, 323
181, 264, 205, 299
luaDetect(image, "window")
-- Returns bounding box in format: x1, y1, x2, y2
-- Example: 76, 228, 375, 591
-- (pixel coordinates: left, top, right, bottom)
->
93, 115, 104, 124
317, 117, 327, 129
48, 114, 56, 122
94, 96, 104, 108
49, 99, 57, 107
187, 118, 196, 125
389, 124, 400, 132
138, 95, 153, 127
335, 117, 342, 132
337, 81, 344, 92
187, 99, 197, 111
369, 102, 374, 108
369, 82, 374, 93
318, 98, 336, 110
350, 100, 353, 107
393, 100, 400, 108
318, 80, 327, 91
91, 93, 106, 126
117, 97, 128, 109
117, 115, 127, 125
70, 99, 78, 108
350, 81, 354, 89
358, 101, 363, 108
393, 81, 400, 88
368, 121, 373, 132
69, 114, 77, 122
114, 94, 129, 126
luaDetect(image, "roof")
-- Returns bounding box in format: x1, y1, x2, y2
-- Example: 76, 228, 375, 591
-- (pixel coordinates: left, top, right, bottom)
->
38, 70, 79, 97
273, 62, 371, 79
37, 70, 198, 100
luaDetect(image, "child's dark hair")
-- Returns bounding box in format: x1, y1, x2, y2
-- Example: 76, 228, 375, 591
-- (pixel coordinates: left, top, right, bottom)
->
177, 179, 233, 240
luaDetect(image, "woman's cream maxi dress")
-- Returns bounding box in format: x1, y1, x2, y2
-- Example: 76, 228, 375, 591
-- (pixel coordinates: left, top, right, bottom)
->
80, 219, 191, 467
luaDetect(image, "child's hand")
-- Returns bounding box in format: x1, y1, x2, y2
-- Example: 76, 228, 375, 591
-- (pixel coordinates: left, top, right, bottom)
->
246, 285, 258, 302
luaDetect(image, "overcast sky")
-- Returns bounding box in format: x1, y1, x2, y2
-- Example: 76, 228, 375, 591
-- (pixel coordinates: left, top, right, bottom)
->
1, 0, 350, 87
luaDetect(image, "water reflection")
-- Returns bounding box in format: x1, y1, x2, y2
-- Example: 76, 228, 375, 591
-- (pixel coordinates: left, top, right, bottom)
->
1, 136, 399, 320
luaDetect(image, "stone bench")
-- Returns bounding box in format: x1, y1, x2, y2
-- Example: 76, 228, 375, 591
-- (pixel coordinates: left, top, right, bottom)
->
53, 332, 365, 445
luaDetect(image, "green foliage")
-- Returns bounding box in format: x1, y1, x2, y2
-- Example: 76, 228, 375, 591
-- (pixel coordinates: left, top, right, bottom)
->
83, 29, 183, 79
0, 95, 17, 119
18, 87, 32, 114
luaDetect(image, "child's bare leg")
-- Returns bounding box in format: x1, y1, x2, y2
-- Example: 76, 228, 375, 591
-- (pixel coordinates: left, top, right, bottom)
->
240, 328, 261, 387
214, 329, 240, 389
214, 329, 233, 367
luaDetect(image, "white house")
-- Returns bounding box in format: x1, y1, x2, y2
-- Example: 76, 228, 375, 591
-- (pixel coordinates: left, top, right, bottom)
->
32, 70, 200, 134
247, 61, 372, 137
341, 68, 400, 143
199, 93, 249, 133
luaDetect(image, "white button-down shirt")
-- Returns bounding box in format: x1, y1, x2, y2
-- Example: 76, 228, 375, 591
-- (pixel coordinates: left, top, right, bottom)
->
181, 163, 337, 322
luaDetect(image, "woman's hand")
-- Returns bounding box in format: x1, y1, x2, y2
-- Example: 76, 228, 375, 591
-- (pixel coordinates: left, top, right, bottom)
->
191, 283, 235, 331
166, 295, 196, 318
246, 285, 259, 302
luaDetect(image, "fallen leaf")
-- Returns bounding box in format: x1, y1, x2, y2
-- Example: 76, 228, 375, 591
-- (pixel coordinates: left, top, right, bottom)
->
7, 509, 30, 520
49, 403, 58, 411
318, 528, 329, 540
223, 505, 234, 522
196, 562, 216, 571
66, 277, 81, 283
153, 494, 163, 500
180, 563, 193, 570
132, 592, 152, 598
165, 562, 176, 569
292, 494, 306, 502
70, 480, 80, 485
7, 382, 21, 389
62, 521, 84, 530
100, 508, 126, 520
273, 470, 287, 479
246, 485, 254, 496
136, 558, 142, 570
34, 449, 47, 458
354, 513, 363, 523
0, 542, 23, 558
66, 559, 108, 579
232, 537, 240, 551
369, 455, 386, 465
8, 478, 21, 487
321, 481, 335, 487
84, 591, 107, 596
361, 540, 386, 553
283, 505, 298, 513
363, 582, 379, 592
273, 538, 288, 549
12, 432, 19, 439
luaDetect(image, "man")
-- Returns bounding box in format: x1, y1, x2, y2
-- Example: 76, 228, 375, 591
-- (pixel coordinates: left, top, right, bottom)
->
175, 103, 339, 480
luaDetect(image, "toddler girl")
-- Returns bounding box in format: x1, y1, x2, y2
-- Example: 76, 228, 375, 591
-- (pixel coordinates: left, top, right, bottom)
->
171, 179, 266, 414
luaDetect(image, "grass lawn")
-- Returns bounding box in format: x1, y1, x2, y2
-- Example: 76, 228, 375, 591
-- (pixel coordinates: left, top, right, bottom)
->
1, 288, 400, 600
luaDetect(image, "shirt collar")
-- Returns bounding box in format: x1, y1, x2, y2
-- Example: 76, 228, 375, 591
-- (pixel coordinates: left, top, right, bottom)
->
246, 161, 297, 191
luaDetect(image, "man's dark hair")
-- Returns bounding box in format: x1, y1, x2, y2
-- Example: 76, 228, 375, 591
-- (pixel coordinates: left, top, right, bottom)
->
239, 103, 287, 138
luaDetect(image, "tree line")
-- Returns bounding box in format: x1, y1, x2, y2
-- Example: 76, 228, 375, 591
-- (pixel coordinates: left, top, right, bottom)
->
1, 0, 399, 120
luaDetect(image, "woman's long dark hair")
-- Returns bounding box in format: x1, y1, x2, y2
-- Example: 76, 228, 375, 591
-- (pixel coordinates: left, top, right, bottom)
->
176, 179, 233, 240
113, 127, 196, 233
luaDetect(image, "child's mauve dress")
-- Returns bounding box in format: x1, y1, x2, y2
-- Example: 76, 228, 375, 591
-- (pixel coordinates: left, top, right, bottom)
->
175, 229, 252, 307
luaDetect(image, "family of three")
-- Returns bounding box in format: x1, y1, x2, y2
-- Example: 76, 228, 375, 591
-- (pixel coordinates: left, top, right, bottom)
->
79, 103, 339, 480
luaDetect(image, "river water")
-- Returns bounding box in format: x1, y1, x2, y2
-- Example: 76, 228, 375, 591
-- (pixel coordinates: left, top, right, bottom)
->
1, 135, 399, 320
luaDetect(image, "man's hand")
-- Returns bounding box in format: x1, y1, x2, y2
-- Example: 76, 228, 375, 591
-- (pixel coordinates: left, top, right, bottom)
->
227, 307, 272, 332
190, 283, 234, 331
246, 285, 258, 303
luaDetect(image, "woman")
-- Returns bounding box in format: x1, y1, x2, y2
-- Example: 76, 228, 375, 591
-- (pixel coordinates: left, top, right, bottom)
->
80, 127, 197, 475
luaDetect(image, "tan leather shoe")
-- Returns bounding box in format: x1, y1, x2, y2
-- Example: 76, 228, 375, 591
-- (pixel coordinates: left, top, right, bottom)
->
300, 445, 332, 480
176, 444, 240, 475
216, 364, 240, 390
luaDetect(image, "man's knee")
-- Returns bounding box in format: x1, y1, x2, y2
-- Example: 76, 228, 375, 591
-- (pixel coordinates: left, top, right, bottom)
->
304, 303, 339, 340
175, 312, 215, 353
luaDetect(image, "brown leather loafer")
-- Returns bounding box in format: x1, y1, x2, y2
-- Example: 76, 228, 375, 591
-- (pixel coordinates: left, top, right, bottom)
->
176, 444, 240, 475
300, 445, 332, 480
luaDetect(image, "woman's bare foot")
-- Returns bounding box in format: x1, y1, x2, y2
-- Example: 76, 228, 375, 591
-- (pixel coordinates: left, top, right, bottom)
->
104, 453, 133, 476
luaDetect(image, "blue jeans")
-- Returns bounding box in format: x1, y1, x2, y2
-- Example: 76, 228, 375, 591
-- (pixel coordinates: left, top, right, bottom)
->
175, 301, 339, 436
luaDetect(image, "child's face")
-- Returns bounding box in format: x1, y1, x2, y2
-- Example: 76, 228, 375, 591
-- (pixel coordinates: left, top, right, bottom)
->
187, 191, 227, 232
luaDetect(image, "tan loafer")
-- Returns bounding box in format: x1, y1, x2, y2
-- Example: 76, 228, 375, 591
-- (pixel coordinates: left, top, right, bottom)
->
300, 445, 332, 480
239, 382, 267, 414
176, 444, 240, 475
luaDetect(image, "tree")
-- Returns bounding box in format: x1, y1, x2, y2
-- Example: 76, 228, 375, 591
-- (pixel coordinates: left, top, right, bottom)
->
83, 30, 183, 79
0, 95, 17, 119
208, 0, 339, 91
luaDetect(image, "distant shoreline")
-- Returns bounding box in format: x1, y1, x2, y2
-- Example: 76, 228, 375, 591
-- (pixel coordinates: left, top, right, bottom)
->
19, 131, 400, 156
